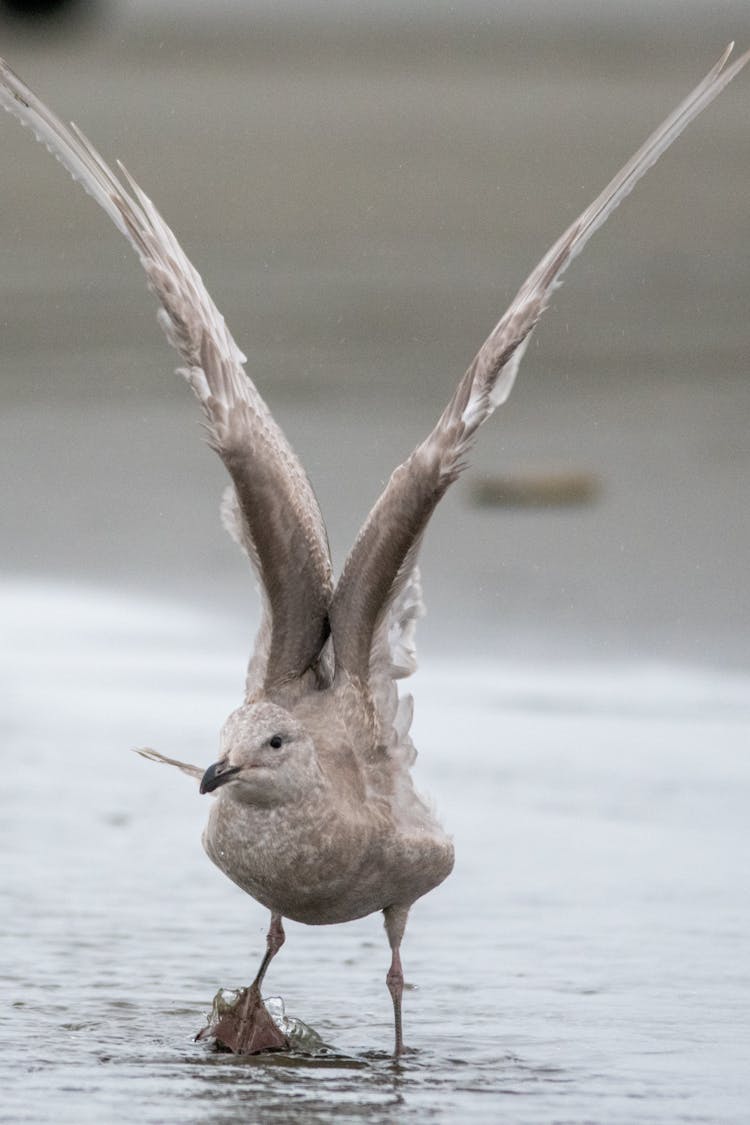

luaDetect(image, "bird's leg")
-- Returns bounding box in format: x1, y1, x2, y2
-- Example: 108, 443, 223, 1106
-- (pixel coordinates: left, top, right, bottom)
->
386, 947, 404, 1056
384, 905, 409, 1057
251, 911, 286, 992
200, 912, 289, 1054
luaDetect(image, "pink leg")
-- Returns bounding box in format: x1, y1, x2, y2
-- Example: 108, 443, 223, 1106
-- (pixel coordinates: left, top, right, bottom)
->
252, 912, 286, 990
384, 905, 409, 1057
386, 946, 405, 1056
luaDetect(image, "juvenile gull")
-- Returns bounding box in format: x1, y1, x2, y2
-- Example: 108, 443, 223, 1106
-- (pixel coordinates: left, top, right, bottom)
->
1, 47, 747, 1055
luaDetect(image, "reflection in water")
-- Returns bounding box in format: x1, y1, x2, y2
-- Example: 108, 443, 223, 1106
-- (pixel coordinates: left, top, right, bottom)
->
2, 581, 749, 1121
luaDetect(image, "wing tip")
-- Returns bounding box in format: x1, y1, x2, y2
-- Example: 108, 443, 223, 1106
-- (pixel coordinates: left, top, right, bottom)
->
712, 40, 750, 82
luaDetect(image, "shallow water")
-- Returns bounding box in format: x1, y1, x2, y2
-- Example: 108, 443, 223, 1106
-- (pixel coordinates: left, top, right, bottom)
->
2, 582, 749, 1123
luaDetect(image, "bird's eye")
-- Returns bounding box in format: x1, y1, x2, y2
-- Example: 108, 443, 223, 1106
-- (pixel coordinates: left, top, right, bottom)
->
268, 735, 283, 750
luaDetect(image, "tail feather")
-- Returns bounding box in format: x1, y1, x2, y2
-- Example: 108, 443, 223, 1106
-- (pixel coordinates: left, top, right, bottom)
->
134, 747, 203, 782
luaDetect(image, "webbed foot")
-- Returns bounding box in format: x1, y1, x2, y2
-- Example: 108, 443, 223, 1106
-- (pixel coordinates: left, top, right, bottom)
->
197, 983, 289, 1054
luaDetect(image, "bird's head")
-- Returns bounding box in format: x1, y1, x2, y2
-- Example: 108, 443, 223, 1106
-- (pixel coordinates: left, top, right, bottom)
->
199, 701, 320, 807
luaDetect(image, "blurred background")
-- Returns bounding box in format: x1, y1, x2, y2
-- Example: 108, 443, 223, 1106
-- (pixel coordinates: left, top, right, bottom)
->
1, 0, 749, 669
2, 6, 750, 1121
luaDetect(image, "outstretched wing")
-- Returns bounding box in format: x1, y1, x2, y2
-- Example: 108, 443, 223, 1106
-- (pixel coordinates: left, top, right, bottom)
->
330, 43, 749, 687
0, 60, 334, 694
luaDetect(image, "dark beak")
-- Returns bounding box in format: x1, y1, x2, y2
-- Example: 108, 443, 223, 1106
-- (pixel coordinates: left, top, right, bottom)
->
199, 759, 241, 795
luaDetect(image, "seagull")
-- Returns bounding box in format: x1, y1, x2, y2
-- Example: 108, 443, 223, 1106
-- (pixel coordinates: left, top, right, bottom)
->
1, 46, 747, 1056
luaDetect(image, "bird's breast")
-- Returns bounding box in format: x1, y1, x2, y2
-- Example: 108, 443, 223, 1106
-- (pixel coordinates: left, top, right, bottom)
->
202, 792, 453, 925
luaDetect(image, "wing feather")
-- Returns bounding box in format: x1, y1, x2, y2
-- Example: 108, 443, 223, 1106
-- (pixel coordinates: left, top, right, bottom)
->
330, 44, 749, 685
0, 59, 334, 693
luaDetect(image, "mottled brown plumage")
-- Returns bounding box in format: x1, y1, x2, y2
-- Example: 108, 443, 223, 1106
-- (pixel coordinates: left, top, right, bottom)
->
1, 46, 746, 1055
